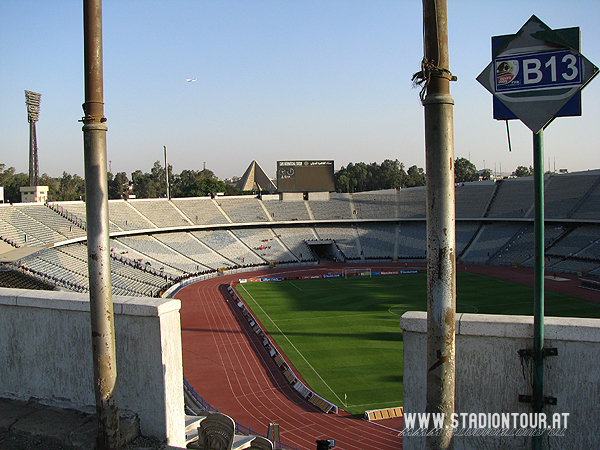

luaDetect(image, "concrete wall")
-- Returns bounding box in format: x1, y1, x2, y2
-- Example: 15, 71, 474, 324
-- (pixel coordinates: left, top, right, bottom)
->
400, 311, 600, 450
308, 191, 331, 201
0, 288, 185, 447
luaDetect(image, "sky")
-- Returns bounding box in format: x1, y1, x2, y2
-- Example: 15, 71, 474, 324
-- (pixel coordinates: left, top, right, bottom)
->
1, 0, 599, 181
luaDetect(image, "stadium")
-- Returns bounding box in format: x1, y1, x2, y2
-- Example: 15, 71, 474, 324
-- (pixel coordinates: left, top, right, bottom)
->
1, 169, 600, 450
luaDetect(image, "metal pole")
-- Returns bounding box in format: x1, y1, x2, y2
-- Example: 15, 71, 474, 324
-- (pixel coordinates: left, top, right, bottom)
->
532, 130, 544, 450
422, 1, 456, 449
29, 121, 39, 186
164, 146, 170, 199
82, 0, 120, 448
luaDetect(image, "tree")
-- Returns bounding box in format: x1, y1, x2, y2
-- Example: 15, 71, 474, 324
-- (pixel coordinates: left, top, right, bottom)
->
108, 172, 129, 199
379, 159, 406, 189
335, 160, 423, 192
0, 164, 15, 186
131, 161, 170, 198
38, 173, 59, 200
56, 172, 85, 201
406, 165, 426, 187
454, 157, 479, 183
172, 168, 221, 198
512, 165, 534, 177
3, 172, 28, 203
480, 169, 492, 181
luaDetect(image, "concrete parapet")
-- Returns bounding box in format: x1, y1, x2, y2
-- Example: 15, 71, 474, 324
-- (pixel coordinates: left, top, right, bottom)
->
0, 288, 185, 447
400, 311, 600, 450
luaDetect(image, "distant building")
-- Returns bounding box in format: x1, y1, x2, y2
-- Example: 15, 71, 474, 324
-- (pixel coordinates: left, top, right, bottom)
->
20, 185, 49, 203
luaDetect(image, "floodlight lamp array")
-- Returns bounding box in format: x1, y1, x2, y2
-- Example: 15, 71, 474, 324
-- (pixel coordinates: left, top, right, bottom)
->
25, 90, 42, 122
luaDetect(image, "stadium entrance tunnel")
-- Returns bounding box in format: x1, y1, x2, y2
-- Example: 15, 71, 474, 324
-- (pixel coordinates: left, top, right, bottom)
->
307, 240, 344, 263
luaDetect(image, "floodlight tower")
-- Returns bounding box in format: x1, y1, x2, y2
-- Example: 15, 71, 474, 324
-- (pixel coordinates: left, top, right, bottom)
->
25, 90, 42, 186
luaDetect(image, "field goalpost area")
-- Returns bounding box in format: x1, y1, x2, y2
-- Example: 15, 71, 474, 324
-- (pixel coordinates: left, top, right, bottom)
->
343, 267, 372, 279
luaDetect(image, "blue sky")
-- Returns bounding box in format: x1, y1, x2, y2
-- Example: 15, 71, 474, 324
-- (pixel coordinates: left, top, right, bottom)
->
1, 0, 599, 180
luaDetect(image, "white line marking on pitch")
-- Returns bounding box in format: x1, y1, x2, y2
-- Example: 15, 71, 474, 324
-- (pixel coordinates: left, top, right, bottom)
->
239, 284, 344, 405
289, 282, 303, 291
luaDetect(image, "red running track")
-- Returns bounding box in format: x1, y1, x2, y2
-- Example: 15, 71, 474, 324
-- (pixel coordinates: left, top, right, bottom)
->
179, 263, 403, 450
179, 262, 598, 450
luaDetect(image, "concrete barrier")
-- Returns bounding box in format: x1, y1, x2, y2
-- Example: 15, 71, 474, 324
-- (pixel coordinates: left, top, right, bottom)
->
0, 288, 185, 447
400, 311, 600, 450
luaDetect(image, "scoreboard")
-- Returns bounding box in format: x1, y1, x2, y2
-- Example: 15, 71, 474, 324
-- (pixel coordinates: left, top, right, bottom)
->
277, 161, 334, 193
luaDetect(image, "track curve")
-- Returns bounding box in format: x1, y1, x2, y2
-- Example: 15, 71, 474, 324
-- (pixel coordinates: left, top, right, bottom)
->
179, 263, 403, 450
178, 261, 598, 450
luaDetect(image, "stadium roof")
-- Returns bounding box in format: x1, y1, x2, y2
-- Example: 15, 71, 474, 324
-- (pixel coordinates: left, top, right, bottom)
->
236, 160, 277, 192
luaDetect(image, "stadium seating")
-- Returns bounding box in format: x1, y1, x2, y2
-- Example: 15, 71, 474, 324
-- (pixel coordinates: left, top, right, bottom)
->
1, 170, 599, 296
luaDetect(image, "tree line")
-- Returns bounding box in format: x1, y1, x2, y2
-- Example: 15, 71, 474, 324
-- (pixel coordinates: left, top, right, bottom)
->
0, 161, 242, 203
1, 159, 539, 203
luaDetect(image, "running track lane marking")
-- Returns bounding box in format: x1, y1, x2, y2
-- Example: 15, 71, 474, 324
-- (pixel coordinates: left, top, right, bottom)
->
238, 283, 345, 406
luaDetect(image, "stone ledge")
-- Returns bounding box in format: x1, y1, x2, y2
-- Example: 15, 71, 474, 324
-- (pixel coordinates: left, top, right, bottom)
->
400, 311, 600, 343
0, 288, 180, 317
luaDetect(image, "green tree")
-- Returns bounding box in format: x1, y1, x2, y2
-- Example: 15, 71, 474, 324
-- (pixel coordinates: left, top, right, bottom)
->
480, 169, 492, 181
38, 173, 59, 200
454, 157, 479, 183
108, 172, 129, 199
55, 172, 85, 201
406, 165, 426, 187
131, 161, 171, 198
3, 172, 28, 203
379, 159, 406, 189
335, 160, 422, 192
512, 165, 534, 177
0, 164, 16, 186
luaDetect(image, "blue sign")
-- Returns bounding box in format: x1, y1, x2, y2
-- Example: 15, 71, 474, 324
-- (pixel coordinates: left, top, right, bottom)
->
494, 50, 582, 93
477, 15, 598, 133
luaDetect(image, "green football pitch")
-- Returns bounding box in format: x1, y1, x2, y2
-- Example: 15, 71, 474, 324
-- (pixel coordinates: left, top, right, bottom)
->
236, 271, 600, 416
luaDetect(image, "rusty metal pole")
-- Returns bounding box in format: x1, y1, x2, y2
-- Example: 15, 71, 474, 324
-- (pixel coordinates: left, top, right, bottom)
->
422, 1, 456, 449
82, 0, 121, 448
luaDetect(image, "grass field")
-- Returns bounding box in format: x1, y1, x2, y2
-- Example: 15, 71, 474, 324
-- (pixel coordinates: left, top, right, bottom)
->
236, 271, 600, 416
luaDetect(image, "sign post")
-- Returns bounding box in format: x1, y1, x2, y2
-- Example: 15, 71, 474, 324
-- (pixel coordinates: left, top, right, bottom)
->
477, 15, 597, 450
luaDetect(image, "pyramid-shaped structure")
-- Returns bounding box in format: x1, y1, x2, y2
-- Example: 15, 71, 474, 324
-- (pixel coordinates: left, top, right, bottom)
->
236, 160, 277, 192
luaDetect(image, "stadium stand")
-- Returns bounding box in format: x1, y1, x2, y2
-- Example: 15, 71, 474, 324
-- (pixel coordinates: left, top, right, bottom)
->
116, 235, 196, 274
396, 222, 427, 259
455, 181, 496, 218
570, 179, 600, 220
0, 204, 64, 245
544, 171, 600, 219
314, 224, 361, 260
460, 223, 524, 264
271, 226, 318, 262
262, 199, 312, 221
108, 200, 157, 231
171, 197, 231, 225
352, 191, 397, 220
2, 170, 600, 296
232, 228, 298, 263
486, 224, 566, 267
486, 177, 534, 218
397, 187, 426, 218
218, 197, 270, 223
15, 204, 87, 240
127, 199, 193, 228
309, 197, 353, 220
192, 229, 265, 266
356, 223, 396, 259
153, 232, 226, 271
